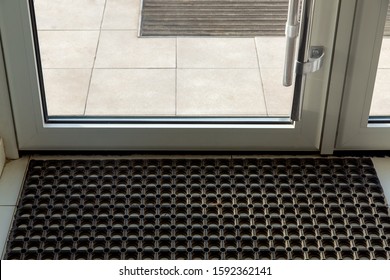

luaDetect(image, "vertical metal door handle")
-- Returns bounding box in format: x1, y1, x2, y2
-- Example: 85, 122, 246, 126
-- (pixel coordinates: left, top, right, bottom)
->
291, 0, 317, 121
283, 0, 301, 87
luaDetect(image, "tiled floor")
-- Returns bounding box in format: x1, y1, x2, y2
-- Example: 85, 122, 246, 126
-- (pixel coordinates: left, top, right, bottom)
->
371, 38, 390, 116
34, 0, 389, 117
34, 0, 292, 117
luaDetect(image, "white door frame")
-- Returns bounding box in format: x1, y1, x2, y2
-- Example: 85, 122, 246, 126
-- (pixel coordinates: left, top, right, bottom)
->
336, 0, 390, 150
320, 0, 357, 154
0, 36, 19, 159
0, 0, 351, 152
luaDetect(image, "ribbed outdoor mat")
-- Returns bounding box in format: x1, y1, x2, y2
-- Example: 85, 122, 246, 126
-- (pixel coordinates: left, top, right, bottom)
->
5, 157, 390, 260
140, 0, 288, 37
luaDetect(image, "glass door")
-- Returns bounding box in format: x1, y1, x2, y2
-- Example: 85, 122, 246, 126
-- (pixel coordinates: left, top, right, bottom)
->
336, 0, 390, 150
0, 0, 350, 151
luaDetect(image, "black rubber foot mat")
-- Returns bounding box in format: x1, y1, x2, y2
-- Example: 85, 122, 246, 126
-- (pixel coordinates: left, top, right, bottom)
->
140, 0, 288, 37
5, 158, 390, 260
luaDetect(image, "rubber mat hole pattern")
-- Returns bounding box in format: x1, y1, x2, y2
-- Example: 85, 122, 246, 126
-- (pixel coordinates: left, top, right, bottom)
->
5, 157, 390, 260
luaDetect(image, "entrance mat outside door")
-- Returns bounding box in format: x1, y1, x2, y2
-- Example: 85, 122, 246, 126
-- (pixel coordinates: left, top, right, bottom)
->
5, 157, 390, 260
140, 0, 289, 37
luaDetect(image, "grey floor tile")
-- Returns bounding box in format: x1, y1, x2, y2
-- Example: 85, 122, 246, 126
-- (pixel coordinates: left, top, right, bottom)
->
177, 37, 258, 68
43, 69, 91, 116
255, 37, 286, 69
0, 157, 28, 206
94, 31, 176, 68
370, 69, 390, 116
38, 31, 99, 68
372, 157, 390, 205
177, 69, 267, 116
260, 68, 293, 116
34, 0, 106, 30
0, 206, 16, 259
378, 38, 390, 68
85, 69, 176, 115
102, 0, 140, 30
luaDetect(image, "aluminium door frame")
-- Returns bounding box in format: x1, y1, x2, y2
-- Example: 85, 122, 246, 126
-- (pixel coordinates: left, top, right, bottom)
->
336, 0, 390, 150
0, 36, 19, 159
0, 0, 352, 152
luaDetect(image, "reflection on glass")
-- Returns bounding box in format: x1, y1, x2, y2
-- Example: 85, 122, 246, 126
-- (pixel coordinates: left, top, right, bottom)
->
33, 0, 293, 118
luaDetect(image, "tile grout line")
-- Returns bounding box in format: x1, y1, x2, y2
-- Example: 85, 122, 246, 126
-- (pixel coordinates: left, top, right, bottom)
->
83, 0, 108, 116
254, 38, 269, 116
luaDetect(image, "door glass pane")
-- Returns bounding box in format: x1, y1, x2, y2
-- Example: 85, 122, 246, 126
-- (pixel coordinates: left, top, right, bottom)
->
32, 0, 294, 120
370, 2, 390, 118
